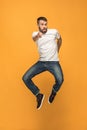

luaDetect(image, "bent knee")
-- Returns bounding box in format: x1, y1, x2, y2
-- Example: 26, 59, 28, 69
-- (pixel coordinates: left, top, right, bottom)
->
62, 76, 64, 83
57, 76, 64, 85
22, 75, 25, 82
22, 74, 28, 82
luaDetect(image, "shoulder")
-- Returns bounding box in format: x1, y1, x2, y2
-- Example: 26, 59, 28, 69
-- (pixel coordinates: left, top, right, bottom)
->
47, 29, 59, 34
48, 29, 57, 32
47, 29, 61, 39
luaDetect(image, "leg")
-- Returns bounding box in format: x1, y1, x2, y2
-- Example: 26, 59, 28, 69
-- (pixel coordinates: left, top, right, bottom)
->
22, 61, 46, 96
47, 61, 64, 103
48, 61, 64, 92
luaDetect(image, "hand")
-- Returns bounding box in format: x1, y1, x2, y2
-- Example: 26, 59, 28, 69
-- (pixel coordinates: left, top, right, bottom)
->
37, 31, 43, 38
32, 31, 43, 41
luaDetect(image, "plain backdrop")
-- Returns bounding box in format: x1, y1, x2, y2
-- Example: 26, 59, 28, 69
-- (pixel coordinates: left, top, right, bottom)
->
0, 0, 87, 130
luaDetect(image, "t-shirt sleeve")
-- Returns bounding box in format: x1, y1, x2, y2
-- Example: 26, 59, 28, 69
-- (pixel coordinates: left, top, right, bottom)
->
55, 29, 61, 39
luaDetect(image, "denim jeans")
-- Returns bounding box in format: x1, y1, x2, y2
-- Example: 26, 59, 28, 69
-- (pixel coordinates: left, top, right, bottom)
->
22, 61, 64, 96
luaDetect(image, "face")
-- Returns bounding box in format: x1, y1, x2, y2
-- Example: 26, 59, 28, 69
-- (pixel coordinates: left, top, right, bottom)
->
38, 20, 47, 34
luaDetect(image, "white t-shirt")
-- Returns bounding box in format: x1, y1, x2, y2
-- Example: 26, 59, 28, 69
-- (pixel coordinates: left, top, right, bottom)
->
32, 29, 61, 61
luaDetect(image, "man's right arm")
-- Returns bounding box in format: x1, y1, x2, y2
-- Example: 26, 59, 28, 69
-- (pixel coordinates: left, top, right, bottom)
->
32, 32, 42, 41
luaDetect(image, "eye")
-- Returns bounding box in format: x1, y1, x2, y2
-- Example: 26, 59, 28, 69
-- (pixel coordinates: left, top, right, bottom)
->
41, 23, 44, 26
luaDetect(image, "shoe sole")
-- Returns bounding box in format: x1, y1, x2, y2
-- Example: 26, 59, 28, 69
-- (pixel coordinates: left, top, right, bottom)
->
48, 98, 51, 104
48, 93, 56, 104
37, 95, 45, 110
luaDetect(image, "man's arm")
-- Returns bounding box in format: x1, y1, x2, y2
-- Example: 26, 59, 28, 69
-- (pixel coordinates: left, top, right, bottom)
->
57, 36, 62, 52
32, 32, 42, 41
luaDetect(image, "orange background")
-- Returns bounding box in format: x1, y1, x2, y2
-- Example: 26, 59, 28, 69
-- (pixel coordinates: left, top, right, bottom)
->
0, 0, 87, 130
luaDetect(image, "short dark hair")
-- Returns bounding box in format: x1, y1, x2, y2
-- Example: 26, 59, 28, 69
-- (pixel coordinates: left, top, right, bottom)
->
37, 16, 47, 24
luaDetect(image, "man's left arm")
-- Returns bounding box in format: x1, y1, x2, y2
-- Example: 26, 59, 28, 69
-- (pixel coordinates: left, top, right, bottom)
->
57, 36, 62, 52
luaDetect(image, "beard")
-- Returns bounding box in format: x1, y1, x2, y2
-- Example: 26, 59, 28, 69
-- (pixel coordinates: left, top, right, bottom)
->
39, 27, 47, 34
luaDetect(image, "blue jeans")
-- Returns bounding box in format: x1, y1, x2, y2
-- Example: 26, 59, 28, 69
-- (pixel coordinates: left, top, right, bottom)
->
22, 61, 64, 96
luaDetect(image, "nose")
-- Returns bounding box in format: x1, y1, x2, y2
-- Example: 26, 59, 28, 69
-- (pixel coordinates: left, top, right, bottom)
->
43, 25, 46, 28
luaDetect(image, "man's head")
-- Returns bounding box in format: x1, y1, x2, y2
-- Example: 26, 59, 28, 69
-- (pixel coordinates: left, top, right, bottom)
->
37, 16, 48, 34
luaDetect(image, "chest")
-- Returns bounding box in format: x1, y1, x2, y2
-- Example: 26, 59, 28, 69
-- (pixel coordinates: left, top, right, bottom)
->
37, 33, 56, 44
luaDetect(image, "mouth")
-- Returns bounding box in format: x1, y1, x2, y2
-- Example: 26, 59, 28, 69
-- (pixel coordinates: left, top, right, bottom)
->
43, 29, 47, 31
40, 28, 47, 33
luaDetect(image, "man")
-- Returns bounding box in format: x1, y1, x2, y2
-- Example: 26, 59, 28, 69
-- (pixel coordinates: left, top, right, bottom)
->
22, 16, 64, 110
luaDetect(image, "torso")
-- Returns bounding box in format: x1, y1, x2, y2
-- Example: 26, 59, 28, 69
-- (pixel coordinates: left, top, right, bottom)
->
32, 29, 60, 61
